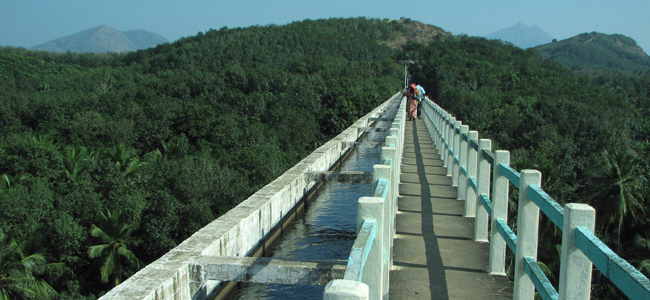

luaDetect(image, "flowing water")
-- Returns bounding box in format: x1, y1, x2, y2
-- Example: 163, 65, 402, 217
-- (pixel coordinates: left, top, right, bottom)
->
232, 126, 390, 299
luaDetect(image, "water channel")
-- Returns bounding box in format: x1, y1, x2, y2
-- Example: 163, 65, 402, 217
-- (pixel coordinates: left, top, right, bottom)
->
232, 122, 391, 299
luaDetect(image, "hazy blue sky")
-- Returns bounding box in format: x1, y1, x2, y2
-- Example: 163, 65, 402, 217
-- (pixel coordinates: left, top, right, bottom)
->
2, 0, 649, 53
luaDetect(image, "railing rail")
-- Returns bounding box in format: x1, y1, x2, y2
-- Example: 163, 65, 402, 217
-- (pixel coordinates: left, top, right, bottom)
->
323, 94, 406, 300
422, 98, 650, 300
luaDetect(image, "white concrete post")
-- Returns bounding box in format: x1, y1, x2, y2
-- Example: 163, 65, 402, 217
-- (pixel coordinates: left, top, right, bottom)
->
424, 101, 433, 139
431, 103, 439, 142
443, 114, 450, 170
435, 108, 443, 149
464, 131, 479, 217
451, 121, 461, 183
357, 197, 385, 300
558, 203, 595, 300
443, 113, 450, 164
447, 118, 455, 177
372, 164, 391, 299
398, 123, 403, 161
473, 139, 492, 242
386, 133, 399, 183
397, 98, 406, 155
432, 107, 440, 147
513, 170, 542, 300
389, 129, 401, 174
324, 280, 370, 300
423, 102, 432, 140
380, 145, 396, 268
389, 126, 402, 165
489, 150, 510, 275
445, 115, 454, 167
457, 125, 470, 201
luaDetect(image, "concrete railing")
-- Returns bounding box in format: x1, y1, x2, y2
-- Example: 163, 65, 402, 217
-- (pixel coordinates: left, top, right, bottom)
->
323, 96, 406, 300
99, 92, 403, 300
422, 98, 650, 300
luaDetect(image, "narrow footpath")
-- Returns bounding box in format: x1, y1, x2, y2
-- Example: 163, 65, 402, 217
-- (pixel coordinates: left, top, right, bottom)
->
389, 118, 513, 300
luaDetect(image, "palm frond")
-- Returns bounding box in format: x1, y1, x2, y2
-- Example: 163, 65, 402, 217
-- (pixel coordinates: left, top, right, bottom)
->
89, 224, 112, 244
88, 244, 110, 259
117, 247, 141, 269
20, 253, 47, 270
100, 252, 117, 284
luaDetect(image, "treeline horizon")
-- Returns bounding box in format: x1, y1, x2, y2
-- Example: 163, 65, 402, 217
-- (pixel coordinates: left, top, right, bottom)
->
1, 17, 650, 299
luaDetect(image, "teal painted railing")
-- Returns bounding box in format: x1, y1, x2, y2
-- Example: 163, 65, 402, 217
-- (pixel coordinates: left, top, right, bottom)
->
422, 97, 650, 300
323, 95, 407, 300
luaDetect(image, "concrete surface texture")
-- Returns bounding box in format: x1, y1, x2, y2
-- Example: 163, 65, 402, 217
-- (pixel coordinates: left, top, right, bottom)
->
389, 119, 513, 300
98, 93, 402, 300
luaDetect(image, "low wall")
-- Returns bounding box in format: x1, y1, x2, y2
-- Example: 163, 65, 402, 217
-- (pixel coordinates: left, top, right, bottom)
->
99, 92, 402, 300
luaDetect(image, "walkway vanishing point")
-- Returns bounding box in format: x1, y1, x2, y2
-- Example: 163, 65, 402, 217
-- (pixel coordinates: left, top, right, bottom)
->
389, 118, 513, 299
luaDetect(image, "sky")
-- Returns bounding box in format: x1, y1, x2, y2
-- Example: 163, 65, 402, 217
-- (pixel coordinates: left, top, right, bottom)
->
1, 0, 649, 53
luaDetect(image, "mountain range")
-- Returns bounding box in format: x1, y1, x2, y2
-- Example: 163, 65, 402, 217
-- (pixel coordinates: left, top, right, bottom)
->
26, 21, 650, 74
484, 23, 649, 73
485, 23, 554, 48
31, 25, 168, 53
534, 32, 650, 73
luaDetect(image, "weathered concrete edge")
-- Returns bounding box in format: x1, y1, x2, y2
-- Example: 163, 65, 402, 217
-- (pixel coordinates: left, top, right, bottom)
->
98, 92, 402, 300
190, 256, 347, 286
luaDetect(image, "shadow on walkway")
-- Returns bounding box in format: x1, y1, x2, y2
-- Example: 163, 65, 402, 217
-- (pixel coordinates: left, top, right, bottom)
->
389, 119, 512, 300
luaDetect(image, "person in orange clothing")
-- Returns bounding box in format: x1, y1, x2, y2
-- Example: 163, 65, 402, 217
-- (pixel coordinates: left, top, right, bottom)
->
407, 83, 419, 121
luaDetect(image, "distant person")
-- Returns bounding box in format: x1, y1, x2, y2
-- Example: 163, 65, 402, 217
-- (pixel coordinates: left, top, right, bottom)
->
407, 83, 418, 121
416, 83, 425, 119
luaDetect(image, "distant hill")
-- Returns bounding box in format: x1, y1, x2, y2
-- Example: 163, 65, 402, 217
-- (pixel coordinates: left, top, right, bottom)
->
534, 32, 650, 73
381, 18, 450, 49
31, 25, 168, 53
486, 23, 553, 48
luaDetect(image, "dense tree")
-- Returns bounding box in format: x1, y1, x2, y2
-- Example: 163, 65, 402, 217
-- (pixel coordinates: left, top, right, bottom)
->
589, 148, 648, 247
397, 33, 650, 299
1, 18, 404, 297
87, 209, 141, 286
0, 226, 65, 300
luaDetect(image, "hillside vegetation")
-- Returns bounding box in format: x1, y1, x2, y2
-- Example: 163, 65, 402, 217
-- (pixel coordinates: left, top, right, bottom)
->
402, 34, 650, 299
0, 17, 405, 299
1, 17, 650, 299
535, 32, 650, 73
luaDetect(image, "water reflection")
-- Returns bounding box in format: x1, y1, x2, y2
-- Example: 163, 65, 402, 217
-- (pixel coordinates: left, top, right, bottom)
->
232, 127, 389, 299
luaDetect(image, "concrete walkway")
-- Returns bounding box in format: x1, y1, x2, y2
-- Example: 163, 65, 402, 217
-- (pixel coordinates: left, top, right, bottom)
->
389, 119, 513, 300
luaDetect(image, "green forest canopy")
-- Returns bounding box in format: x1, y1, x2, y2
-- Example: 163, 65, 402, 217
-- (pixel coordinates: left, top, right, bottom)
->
1, 17, 650, 299
400, 35, 650, 298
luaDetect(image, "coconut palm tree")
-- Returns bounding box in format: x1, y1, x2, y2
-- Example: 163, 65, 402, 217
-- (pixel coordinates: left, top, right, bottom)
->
88, 209, 142, 286
105, 144, 139, 175
62, 146, 91, 180
589, 147, 649, 247
0, 227, 64, 300
0, 172, 32, 192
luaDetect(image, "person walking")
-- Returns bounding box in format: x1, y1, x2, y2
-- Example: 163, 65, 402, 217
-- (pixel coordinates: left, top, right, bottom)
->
416, 83, 425, 119
407, 83, 418, 121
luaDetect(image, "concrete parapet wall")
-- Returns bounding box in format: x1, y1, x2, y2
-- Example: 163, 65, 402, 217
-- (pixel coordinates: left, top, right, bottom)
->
99, 92, 402, 300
